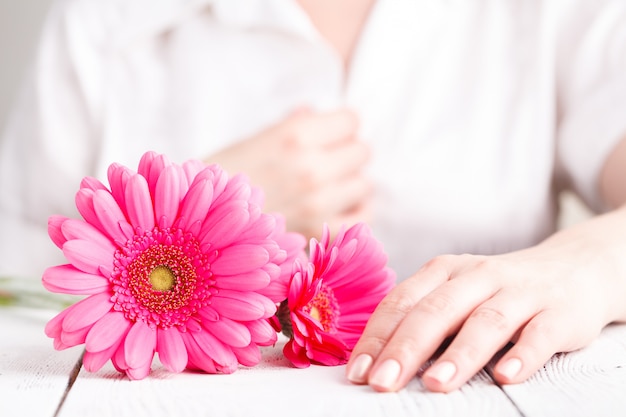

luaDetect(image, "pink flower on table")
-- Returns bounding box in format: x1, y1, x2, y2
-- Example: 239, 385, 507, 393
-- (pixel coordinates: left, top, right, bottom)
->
42, 151, 306, 380
279, 223, 396, 368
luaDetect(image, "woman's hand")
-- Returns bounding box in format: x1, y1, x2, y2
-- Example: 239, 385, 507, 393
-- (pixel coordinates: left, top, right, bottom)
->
346, 208, 626, 392
209, 108, 371, 239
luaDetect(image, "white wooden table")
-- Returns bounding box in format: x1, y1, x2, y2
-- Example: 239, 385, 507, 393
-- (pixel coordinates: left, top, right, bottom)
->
2, 305, 626, 417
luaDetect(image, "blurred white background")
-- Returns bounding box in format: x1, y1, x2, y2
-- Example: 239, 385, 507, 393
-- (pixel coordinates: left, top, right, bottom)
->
0, 0, 592, 227
0, 0, 53, 132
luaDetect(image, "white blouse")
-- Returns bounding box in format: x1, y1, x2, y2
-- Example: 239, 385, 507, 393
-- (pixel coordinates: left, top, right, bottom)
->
2, 0, 626, 280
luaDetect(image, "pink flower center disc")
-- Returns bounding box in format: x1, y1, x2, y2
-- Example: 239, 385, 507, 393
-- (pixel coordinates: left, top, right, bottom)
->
110, 227, 215, 329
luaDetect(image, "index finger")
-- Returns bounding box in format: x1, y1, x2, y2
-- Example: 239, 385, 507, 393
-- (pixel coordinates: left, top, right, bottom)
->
345, 260, 450, 383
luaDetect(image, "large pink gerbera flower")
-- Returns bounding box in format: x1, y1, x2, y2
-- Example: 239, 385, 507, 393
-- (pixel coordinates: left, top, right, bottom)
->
278, 223, 396, 368
43, 151, 305, 379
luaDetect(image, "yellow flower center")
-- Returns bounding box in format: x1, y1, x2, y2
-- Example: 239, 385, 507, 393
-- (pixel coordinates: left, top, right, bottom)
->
309, 306, 321, 322
304, 283, 340, 333
149, 265, 176, 292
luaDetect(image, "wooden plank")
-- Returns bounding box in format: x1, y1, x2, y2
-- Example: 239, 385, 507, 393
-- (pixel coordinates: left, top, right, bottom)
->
11, 302, 626, 416
500, 324, 626, 417
0, 306, 84, 417
56, 337, 520, 417
393, 370, 521, 417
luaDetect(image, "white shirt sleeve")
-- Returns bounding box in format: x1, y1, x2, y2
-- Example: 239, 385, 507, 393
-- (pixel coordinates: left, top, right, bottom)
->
556, 1, 626, 212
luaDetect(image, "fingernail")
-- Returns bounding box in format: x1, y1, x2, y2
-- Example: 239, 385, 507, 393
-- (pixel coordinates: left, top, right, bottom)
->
426, 361, 457, 384
499, 358, 522, 380
347, 354, 373, 384
369, 359, 401, 390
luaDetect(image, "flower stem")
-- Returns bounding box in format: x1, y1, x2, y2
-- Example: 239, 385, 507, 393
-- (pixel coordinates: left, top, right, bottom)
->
276, 299, 293, 339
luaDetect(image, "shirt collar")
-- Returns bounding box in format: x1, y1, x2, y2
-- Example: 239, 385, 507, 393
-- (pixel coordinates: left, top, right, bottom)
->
113, 0, 322, 48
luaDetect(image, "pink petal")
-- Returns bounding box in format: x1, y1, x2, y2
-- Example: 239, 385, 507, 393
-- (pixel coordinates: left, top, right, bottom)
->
320, 223, 333, 247
198, 196, 245, 230
93, 189, 133, 243
249, 185, 265, 206
112, 342, 128, 372
107, 163, 131, 217
180, 331, 217, 373
214, 269, 270, 291
203, 317, 251, 348
154, 165, 183, 228
258, 292, 278, 318
126, 360, 152, 380
196, 306, 219, 322
338, 312, 376, 326
85, 311, 131, 352
212, 174, 251, 207
335, 329, 363, 350
185, 219, 203, 238
183, 160, 208, 185
261, 241, 283, 262
191, 330, 238, 372
60, 326, 89, 347
42, 264, 110, 294
236, 212, 276, 242
138, 151, 170, 197
211, 244, 269, 275
137, 150, 158, 177
272, 223, 307, 258
45, 308, 69, 339
257, 280, 288, 304
206, 164, 228, 194
232, 344, 262, 367
191, 165, 217, 183
157, 327, 187, 373
48, 215, 69, 249
199, 205, 250, 250
61, 219, 115, 251
335, 283, 392, 309
211, 290, 270, 321
287, 269, 307, 309
186, 318, 202, 332
327, 247, 383, 285
80, 176, 108, 191
264, 262, 282, 280
62, 292, 114, 333
292, 312, 316, 339
178, 178, 214, 229
257, 265, 287, 303
246, 319, 277, 345
124, 320, 157, 369
308, 349, 347, 366
63, 240, 113, 275
283, 339, 310, 368
53, 338, 71, 351
125, 174, 155, 232
83, 341, 119, 373
75, 189, 105, 234
305, 334, 350, 366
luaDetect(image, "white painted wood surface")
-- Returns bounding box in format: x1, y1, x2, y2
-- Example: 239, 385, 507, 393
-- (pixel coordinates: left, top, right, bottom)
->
1, 306, 625, 417
501, 324, 626, 417
0, 307, 83, 417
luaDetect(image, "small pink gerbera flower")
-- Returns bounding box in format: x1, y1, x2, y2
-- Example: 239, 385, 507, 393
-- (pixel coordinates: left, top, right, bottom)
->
43, 151, 305, 379
279, 223, 396, 368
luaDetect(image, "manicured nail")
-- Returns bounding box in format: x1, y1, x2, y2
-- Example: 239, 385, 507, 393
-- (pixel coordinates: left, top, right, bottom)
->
347, 354, 373, 384
499, 358, 522, 380
426, 361, 457, 384
369, 359, 401, 390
